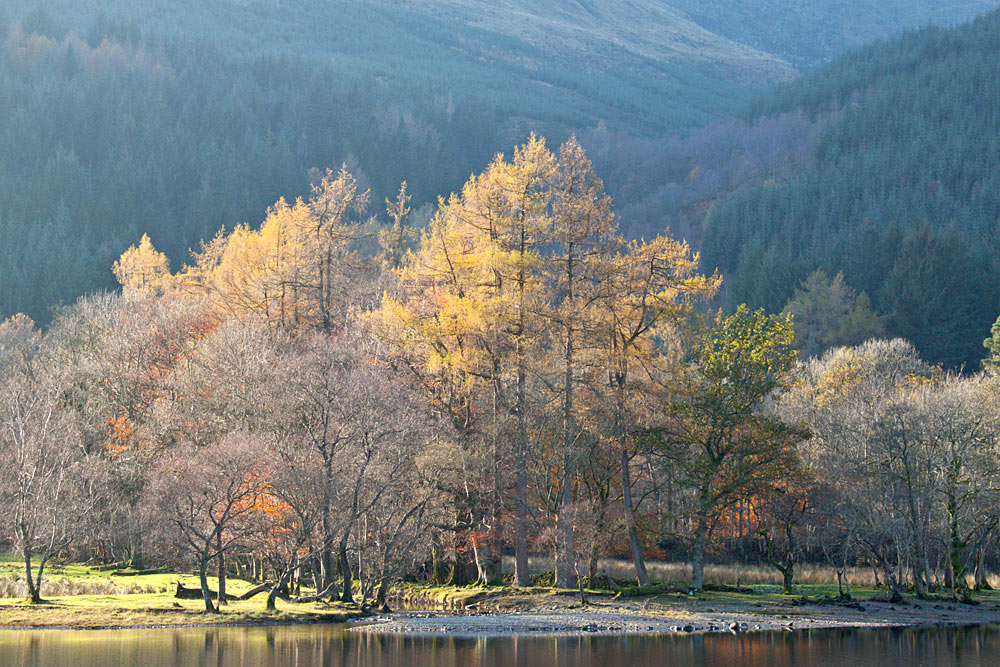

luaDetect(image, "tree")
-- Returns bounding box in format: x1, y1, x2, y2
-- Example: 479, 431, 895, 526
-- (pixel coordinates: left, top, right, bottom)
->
380, 135, 557, 587
914, 375, 1000, 598
544, 136, 617, 588
46, 293, 214, 568
779, 339, 937, 601
782, 270, 883, 359
0, 320, 100, 603
179, 166, 377, 331
113, 234, 172, 296
595, 236, 720, 586
657, 305, 806, 591
756, 475, 815, 594
266, 326, 441, 602
982, 314, 1000, 371
143, 434, 266, 612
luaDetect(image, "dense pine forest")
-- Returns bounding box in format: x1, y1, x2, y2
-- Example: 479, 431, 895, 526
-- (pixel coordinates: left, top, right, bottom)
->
700, 11, 1000, 369
0, 19, 494, 323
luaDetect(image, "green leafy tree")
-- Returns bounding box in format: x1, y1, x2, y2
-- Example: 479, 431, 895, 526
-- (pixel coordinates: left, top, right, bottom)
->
656, 305, 807, 591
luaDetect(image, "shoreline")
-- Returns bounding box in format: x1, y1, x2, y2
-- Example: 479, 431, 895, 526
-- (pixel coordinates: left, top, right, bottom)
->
352, 602, 1000, 638
351, 585, 1000, 638
3, 589, 1000, 636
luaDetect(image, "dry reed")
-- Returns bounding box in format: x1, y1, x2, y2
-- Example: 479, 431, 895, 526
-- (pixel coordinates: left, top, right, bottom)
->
0, 576, 170, 599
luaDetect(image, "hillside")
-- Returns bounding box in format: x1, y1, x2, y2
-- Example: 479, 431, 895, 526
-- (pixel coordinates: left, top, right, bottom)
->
697, 10, 1000, 369
1, 0, 999, 326
6, 0, 998, 133
1, 0, 794, 135
671, 0, 1000, 64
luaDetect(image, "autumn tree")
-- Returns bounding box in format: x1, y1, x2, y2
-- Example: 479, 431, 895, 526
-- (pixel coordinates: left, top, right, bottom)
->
543, 136, 618, 587
380, 135, 557, 586
178, 166, 376, 331
112, 233, 172, 296
593, 236, 720, 586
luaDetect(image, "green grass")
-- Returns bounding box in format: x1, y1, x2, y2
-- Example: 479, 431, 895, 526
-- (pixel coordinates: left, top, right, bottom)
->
6, 552, 1000, 628
0, 593, 364, 629
0, 554, 360, 629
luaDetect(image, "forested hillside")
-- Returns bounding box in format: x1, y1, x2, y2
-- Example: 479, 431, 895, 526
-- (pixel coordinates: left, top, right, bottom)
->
0, 0, 786, 325
1, 0, 793, 134
1, 0, 998, 336
699, 11, 1000, 370
0, 24, 493, 323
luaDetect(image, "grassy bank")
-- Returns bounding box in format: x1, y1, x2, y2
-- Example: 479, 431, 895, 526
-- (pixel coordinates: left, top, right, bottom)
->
5, 553, 1000, 630
0, 556, 364, 629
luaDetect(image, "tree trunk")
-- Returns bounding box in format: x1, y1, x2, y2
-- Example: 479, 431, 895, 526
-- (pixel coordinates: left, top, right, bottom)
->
974, 537, 992, 591
130, 535, 145, 571
472, 534, 494, 586
430, 533, 443, 584
555, 295, 575, 589
782, 564, 794, 596
339, 536, 354, 603
266, 570, 288, 611
310, 559, 323, 597
617, 388, 649, 587
902, 458, 928, 599
198, 559, 217, 613
376, 578, 391, 612
23, 548, 41, 604
321, 455, 336, 591
782, 524, 796, 595
514, 360, 530, 587
691, 515, 709, 592
216, 535, 227, 606
947, 489, 966, 598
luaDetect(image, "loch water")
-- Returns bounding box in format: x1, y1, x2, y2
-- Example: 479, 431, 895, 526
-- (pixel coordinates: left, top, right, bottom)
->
1, 623, 998, 666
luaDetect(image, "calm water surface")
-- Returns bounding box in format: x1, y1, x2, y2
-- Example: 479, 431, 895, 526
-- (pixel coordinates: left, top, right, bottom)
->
1, 624, 999, 666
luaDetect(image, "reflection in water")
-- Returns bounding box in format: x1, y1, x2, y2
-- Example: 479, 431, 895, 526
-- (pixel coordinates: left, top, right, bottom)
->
0, 624, 998, 666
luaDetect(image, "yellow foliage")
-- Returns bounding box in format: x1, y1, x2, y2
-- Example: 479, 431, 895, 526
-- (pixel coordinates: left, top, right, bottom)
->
112, 234, 171, 296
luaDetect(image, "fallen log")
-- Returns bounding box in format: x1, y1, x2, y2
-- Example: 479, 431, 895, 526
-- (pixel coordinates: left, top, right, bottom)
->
174, 581, 237, 601
290, 583, 340, 604
237, 583, 272, 601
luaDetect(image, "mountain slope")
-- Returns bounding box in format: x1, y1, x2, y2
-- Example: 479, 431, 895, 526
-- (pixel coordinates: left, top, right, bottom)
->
8, 0, 999, 134
2, 0, 1000, 329
2, 0, 793, 135
698, 10, 1000, 369
671, 0, 1000, 64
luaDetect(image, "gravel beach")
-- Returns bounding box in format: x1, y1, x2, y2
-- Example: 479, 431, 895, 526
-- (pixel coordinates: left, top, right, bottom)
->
350, 593, 1000, 637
